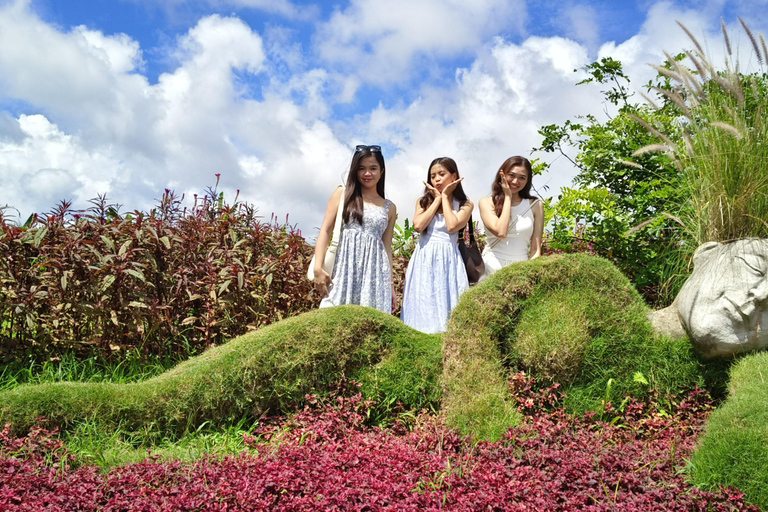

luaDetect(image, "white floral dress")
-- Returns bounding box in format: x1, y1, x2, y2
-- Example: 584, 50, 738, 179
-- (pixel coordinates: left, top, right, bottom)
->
320, 200, 393, 313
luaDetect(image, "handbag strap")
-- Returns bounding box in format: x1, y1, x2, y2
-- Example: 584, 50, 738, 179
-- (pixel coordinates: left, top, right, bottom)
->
329, 185, 345, 247
458, 214, 475, 244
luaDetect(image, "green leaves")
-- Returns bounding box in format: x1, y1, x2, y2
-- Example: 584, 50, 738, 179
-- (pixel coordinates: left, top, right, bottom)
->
123, 269, 146, 282
536, 57, 686, 305
575, 57, 632, 106
32, 226, 48, 248
393, 216, 417, 260
100, 275, 116, 292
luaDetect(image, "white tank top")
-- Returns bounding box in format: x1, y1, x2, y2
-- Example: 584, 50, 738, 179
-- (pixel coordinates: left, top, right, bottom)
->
482, 198, 537, 264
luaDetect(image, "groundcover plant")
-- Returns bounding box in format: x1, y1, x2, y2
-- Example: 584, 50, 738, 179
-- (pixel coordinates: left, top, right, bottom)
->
0, 376, 755, 511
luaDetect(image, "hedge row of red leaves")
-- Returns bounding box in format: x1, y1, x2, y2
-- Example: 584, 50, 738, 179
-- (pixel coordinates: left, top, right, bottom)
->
0, 186, 319, 361
0, 375, 756, 511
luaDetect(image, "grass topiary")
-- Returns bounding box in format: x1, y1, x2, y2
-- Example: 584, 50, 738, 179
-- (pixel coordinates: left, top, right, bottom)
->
0, 306, 441, 440
442, 253, 721, 440
691, 351, 768, 510
1, 253, 727, 450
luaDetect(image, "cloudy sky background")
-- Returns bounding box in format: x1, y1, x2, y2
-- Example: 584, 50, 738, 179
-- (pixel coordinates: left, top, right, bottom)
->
0, 0, 766, 240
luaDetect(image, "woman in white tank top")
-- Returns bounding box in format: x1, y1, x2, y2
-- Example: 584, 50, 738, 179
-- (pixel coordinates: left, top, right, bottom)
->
477, 156, 544, 278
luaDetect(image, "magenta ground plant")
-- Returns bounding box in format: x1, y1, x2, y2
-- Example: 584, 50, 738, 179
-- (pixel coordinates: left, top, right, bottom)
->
0, 375, 756, 511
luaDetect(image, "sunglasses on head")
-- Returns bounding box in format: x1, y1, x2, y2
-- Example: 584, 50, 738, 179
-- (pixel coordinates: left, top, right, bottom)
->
355, 145, 381, 153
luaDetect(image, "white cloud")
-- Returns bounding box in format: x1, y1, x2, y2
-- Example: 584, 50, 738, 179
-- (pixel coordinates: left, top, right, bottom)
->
597, 2, 767, 98
353, 35, 598, 222
0, 2, 146, 132
2, 0, 767, 242
553, 3, 600, 52
238, 155, 265, 178
20, 168, 84, 204
314, 0, 524, 88
0, 114, 125, 217
0, 1, 346, 231
0, 111, 24, 143
73, 26, 145, 74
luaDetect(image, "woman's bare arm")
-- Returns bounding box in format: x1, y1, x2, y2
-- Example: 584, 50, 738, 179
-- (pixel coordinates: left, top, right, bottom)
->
478, 195, 512, 238
443, 199, 473, 233
412, 182, 440, 232
383, 201, 398, 313
529, 199, 544, 259
312, 186, 344, 295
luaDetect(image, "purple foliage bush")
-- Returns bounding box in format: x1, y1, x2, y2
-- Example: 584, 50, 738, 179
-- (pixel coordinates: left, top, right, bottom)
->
0, 375, 756, 511
0, 187, 318, 360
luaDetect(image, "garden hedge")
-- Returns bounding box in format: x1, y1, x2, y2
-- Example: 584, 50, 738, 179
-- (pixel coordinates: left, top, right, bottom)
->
2, 253, 724, 446
0, 306, 441, 437
442, 253, 719, 440
691, 351, 768, 510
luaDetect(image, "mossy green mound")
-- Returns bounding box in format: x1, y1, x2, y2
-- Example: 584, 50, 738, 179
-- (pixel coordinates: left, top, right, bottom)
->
0, 306, 441, 437
442, 253, 716, 440
2, 253, 724, 448
691, 351, 768, 509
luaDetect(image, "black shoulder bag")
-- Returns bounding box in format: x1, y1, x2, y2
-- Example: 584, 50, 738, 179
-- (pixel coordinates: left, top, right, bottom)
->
458, 214, 485, 285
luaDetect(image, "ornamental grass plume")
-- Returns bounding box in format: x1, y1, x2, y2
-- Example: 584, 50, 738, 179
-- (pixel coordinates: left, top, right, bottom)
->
639, 19, 768, 247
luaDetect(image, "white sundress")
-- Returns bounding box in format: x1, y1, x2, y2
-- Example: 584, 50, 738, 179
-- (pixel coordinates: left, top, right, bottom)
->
320, 200, 393, 313
400, 199, 469, 333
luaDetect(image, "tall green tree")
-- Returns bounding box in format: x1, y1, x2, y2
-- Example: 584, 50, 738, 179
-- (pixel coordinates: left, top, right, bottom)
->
536, 57, 685, 306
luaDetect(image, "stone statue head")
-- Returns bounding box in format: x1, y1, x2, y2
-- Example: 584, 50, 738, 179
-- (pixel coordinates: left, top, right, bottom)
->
676, 238, 768, 357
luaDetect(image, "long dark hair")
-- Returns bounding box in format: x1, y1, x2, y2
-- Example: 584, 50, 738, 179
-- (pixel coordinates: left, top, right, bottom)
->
491, 156, 536, 215
418, 157, 468, 214
343, 146, 386, 224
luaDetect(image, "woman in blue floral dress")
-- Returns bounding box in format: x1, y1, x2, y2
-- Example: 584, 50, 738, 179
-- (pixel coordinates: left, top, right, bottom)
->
400, 157, 472, 333
313, 145, 397, 313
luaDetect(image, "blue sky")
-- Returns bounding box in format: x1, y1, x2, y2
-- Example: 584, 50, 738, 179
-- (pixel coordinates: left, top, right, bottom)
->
0, 0, 766, 238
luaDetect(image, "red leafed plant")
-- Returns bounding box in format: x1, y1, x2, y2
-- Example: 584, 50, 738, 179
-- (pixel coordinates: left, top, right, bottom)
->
0, 377, 757, 511
0, 185, 319, 361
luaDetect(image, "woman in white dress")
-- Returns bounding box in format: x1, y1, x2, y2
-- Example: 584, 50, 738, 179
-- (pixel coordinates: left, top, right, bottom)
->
400, 157, 472, 333
478, 156, 544, 277
313, 145, 397, 313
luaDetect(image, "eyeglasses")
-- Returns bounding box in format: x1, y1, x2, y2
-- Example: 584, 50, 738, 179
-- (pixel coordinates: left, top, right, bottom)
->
355, 145, 381, 153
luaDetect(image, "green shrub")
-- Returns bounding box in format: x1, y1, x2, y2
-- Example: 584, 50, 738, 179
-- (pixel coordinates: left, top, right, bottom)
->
0, 349, 177, 391
691, 351, 768, 509
442, 253, 721, 440
0, 306, 442, 440
630, 21, 768, 300
535, 57, 685, 307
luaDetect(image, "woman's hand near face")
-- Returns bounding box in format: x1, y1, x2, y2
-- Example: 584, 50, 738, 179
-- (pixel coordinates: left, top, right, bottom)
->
499, 170, 513, 197
413, 184, 442, 232
441, 176, 464, 198
423, 181, 440, 199
438, 176, 468, 232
